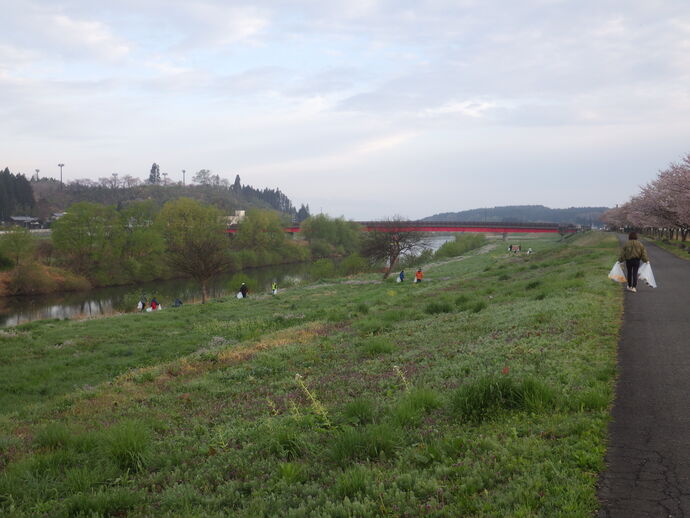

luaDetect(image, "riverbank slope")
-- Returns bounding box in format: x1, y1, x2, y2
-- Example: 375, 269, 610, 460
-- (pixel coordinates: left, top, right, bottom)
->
0, 232, 621, 517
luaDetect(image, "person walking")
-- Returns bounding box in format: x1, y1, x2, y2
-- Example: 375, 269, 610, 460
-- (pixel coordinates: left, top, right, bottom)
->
415, 268, 423, 283
398, 270, 405, 282
618, 231, 649, 293
271, 281, 278, 295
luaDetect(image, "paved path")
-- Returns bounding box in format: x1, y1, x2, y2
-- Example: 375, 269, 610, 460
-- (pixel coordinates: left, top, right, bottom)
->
598, 240, 690, 517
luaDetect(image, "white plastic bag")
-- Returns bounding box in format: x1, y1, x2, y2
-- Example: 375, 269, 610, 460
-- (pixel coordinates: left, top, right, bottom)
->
396, 276, 401, 283
638, 262, 657, 288
236, 292, 243, 299
608, 262, 627, 283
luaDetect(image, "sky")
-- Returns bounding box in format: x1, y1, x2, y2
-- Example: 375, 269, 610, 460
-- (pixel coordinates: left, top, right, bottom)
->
1, 0, 689, 220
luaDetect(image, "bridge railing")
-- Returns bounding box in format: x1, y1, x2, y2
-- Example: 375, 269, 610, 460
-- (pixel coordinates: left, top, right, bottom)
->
226, 221, 579, 234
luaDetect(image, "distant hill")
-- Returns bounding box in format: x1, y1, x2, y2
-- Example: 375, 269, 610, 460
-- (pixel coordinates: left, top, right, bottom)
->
423, 205, 609, 226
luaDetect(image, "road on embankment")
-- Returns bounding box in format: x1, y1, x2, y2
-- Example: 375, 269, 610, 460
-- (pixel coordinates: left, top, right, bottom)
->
598, 240, 690, 517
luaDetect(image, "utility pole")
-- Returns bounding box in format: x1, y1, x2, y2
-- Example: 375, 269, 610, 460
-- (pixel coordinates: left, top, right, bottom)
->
182, 169, 186, 186
35, 169, 39, 181
162, 172, 168, 185
58, 163, 64, 189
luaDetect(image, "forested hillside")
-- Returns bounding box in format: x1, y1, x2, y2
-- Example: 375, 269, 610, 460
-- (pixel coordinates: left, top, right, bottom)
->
2, 167, 309, 223
425, 205, 608, 226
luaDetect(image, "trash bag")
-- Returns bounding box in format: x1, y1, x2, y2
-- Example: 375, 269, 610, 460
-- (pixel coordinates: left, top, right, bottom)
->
396, 276, 401, 283
638, 262, 657, 288
608, 262, 627, 283
236, 292, 243, 299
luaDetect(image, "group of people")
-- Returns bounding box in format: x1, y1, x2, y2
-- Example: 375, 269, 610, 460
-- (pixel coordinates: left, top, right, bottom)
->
398, 268, 424, 283
137, 296, 183, 312
508, 244, 533, 255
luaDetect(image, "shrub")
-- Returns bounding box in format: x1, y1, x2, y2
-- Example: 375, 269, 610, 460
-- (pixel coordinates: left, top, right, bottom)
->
311, 259, 336, 280
6, 262, 57, 295
451, 376, 556, 422
340, 254, 367, 275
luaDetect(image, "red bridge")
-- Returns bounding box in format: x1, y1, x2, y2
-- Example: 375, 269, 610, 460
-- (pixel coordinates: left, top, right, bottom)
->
227, 221, 579, 234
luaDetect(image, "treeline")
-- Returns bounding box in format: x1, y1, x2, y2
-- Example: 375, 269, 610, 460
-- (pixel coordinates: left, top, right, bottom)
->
0, 168, 35, 221
3, 166, 308, 223
602, 153, 690, 241
425, 205, 608, 226
0, 200, 312, 297
0, 205, 488, 298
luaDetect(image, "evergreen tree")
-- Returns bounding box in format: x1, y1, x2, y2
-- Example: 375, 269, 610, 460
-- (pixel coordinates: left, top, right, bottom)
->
148, 163, 161, 184
233, 174, 241, 191
296, 204, 310, 223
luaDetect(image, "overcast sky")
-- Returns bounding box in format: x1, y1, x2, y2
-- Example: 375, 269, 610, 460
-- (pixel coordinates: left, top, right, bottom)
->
2, 0, 689, 219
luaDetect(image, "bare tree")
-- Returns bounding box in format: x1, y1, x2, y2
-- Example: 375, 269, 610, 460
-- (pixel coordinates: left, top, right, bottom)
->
360, 216, 430, 278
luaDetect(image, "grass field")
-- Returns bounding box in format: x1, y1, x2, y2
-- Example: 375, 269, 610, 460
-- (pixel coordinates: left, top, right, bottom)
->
0, 232, 622, 517
643, 235, 690, 262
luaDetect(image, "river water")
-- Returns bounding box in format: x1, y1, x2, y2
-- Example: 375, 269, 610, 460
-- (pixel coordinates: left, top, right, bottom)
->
0, 236, 456, 327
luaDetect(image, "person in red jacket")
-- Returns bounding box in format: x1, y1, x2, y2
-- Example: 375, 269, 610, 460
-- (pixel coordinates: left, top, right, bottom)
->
414, 268, 423, 283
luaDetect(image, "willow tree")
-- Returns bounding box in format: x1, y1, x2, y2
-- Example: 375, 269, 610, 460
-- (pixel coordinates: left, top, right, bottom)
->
157, 198, 231, 303
360, 217, 429, 278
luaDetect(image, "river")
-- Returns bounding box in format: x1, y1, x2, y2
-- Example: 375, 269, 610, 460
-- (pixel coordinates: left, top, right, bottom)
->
0, 236, 456, 327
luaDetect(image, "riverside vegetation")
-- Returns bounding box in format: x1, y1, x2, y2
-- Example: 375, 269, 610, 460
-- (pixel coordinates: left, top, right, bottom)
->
0, 232, 621, 517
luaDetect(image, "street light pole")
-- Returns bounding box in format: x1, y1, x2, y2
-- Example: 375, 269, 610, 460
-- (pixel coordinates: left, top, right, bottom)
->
58, 163, 64, 188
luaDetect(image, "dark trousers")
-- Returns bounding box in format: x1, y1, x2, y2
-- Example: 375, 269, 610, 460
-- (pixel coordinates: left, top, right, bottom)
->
625, 258, 640, 287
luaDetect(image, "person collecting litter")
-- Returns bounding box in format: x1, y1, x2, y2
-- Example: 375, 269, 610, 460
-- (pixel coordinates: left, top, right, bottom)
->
414, 268, 423, 283
398, 270, 405, 282
239, 283, 249, 298
618, 231, 649, 293
271, 281, 278, 295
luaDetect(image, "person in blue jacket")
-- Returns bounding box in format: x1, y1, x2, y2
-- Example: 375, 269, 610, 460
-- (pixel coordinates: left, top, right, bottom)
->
399, 270, 405, 282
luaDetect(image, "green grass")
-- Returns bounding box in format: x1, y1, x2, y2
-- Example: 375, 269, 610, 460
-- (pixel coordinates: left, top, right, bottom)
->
0, 232, 624, 517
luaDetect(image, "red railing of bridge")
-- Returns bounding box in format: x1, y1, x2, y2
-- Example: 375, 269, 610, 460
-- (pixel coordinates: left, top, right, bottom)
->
226, 221, 579, 234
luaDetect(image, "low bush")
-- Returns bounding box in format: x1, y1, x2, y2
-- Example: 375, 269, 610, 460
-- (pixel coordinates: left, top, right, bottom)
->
6, 262, 57, 295
311, 259, 337, 280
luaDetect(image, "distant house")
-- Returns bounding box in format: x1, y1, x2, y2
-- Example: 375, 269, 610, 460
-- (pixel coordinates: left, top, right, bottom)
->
227, 210, 246, 226
10, 216, 40, 228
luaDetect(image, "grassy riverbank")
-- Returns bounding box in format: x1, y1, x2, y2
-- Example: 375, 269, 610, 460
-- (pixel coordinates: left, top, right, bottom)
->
643, 235, 690, 262
0, 232, 622, 517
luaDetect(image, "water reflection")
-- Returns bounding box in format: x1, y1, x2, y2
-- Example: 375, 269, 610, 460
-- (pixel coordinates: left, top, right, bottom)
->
0, 262, 313, 327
